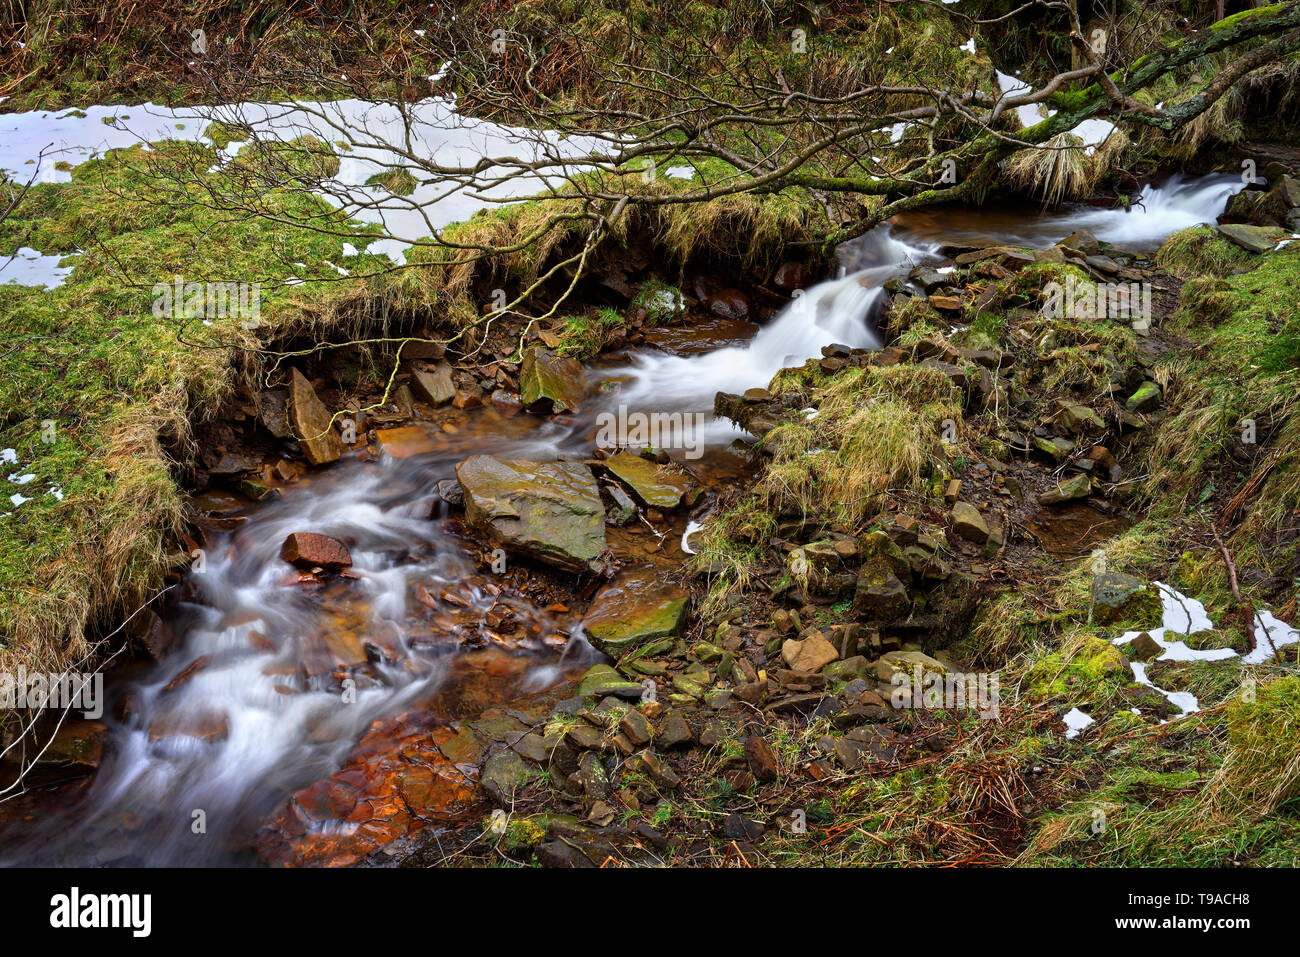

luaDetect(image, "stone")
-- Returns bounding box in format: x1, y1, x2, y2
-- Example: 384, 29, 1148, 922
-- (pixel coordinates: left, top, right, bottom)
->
657, 710, 695, 748
1039, 473, 1091, 505
635, 750, 682, 788
1092, 572, 1162, 626
618, 708, 653, 746
280, 532, 353, 569
1217, 223, 1287, 253
950, 501, 989, 544
823, 655, 870, 682
577, 664, 644, 699
410, 362, 456, 406
1126, 381, 1162, 414
780, 632, 839, 673
287, 368, 343, 466
743, 735, 779, 782
1055, 401, 1105, 433
481, 749, 536, 806
852, 566, 910, 620
722, 813, 766, 840
519, 346, 586, 413
456, 455, 606, 572
257, 389, 293, 439
602, 451, 691, 510
581, 568, 690, 658
605, 484, 637, 525
1129, 632, 1163, 662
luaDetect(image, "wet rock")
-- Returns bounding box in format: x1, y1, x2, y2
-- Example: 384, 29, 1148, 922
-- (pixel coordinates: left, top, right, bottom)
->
1217, 223, 1286, 254
1055, 401, 1105, 434
1092, 572, 1162, 625
603, 451, 691, 510
36, 720, 108, 775
781, 631, 839, 673
852, 567, 910, 620
577, 664, 643, 699
1039, 473, 1091, 505
280, 532, 353, 569
604, 483, 638, 525
435, 478, 463, 506
411, 362, 456, 406
582, 569, 690, 658
704, 288, 752, 322
774, 260, 812, 291
148, 709, 229, 743
287, 368, 343, 466
519, 347, 586, 413
950, 501, 989, 544
455, 455, 606, 572
375, 425, 440, 458
128, 608, 176, 660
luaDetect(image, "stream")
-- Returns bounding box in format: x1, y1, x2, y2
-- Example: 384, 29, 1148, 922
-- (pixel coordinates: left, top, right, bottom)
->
0, 96, 1246, 863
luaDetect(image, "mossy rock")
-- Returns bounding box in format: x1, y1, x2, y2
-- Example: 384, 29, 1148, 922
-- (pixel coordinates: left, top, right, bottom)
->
1092, 572, 1162, 627
1024, 636, 1131, 707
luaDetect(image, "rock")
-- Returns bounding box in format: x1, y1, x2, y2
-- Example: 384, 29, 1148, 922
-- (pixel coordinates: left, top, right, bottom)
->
1128, 632, 1163, 662
436, 478, 463, 506
950, 501, 989, 544
519, 347, 585, 413
127, 608, 175, 660
1039, 473, 1091, 505
773, 260, 811, 291
852, 567, 910, 620
410, 362, 456, 406
705, 288, 751, 322
1033, 435, 1075, 462
576, 751, 609, 800
280, 532, 353, 569
37, 720, 108, 774
602, 451, 691, 510
1092, 572, 1163, 625
1217, 223, 1287, 254
618, 708, 653, 746
823, 656, 871, 682
456, 455, 606, 572
1055, 401, 1105, 433
604, 483, 638, 525
743, 735, 779, 782
287, 369, 343, 466
582, 568, 690, 658
1125, 381, 1162, 414
257, 389, 293, 439
481, 749, 535, 806
722, 813, 766, 840
781, 632, 840, 673
657, 710, 695, 749
577, 664, 644, 699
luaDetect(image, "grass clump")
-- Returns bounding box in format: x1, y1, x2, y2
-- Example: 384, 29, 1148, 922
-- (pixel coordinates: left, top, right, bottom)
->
1155, 225, 1254, 279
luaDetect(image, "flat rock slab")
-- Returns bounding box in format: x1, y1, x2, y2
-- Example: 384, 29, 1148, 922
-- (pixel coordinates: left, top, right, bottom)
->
582, 568, 690, 658
281, 532, 353, 569
602, 451, 692, 510
456, 454, 606, 573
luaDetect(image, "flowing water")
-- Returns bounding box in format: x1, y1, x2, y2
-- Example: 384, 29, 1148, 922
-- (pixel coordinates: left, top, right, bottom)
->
0, 141, 1243, 863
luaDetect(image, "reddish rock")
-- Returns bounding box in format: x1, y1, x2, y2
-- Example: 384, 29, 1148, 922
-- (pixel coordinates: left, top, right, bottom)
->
773, 260, 811, 291
280, 532, 353, 570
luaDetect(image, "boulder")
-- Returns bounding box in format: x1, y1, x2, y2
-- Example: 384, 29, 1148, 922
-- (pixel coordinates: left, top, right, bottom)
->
287, 369, 343, 466
519, 347, 586, 413
1125, 381, 1162, 414
582, 569, 690, 658
455, 455, 606, 572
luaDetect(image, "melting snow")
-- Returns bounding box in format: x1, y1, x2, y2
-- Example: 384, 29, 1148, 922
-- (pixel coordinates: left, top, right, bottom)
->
1063, 707, 1094, 738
